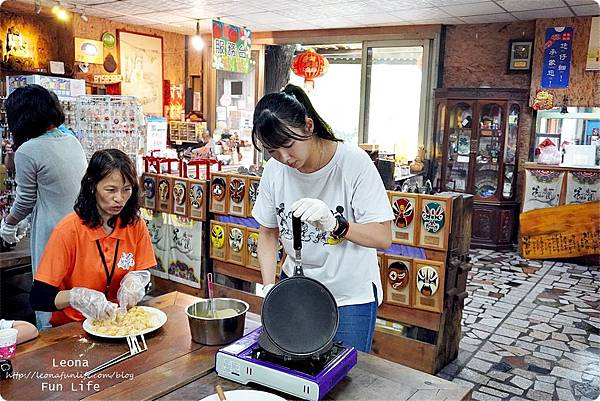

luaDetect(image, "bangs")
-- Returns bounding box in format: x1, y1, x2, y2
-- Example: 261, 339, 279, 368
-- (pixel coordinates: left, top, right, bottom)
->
252, 109, 308, 151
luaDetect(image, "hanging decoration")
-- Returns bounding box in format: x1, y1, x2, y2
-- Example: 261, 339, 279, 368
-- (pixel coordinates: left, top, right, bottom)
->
291, 48, 329, 89
532, 90, 554, 110
541, 26, 574, 89
212, 20, 252, 74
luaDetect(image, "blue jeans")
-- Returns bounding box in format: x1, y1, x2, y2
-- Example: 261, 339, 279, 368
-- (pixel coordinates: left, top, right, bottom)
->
279, 272, 378, 352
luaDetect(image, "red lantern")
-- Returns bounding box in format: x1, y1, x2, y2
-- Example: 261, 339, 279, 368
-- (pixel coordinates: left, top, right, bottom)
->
291, 48, 329, 88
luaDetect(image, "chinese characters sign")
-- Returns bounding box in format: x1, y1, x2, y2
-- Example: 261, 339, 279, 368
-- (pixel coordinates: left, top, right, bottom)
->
212, 20, 252, 73
566, 171, 600, 205
523, 169, 564, 212
541, 26, 574, 89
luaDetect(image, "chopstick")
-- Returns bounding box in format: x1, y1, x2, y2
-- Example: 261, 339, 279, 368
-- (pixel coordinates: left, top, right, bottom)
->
215, 385, 227, 401
83, 351, 133, 378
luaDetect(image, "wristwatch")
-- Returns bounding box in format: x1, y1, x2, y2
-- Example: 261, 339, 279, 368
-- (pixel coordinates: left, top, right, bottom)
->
331, 214, 349, 239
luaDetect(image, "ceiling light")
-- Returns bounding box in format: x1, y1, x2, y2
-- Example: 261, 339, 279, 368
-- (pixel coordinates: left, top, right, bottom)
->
191, 20, 203, 51
52, 3, 69, 21
81, 12, 88, 22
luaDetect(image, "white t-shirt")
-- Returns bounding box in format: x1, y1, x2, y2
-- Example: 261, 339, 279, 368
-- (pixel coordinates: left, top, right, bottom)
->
252, 142, 394, 306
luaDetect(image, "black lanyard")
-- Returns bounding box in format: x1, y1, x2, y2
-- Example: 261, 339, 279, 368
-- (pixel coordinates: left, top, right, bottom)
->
96, 239, 120, 295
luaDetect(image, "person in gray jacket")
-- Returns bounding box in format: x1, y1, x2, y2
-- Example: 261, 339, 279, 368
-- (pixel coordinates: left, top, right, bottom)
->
0, 84, 87, 329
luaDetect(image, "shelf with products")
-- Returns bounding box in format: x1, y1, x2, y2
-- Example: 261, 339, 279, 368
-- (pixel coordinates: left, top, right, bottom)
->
431, 88, 528, 250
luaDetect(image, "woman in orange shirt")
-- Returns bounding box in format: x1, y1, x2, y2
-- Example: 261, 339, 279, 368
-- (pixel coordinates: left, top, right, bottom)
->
30, 149, 156, 326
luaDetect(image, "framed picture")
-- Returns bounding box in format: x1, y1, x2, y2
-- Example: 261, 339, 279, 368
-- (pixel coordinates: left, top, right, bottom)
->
508, 40, 533, 72
209, 173, 229, 214
388, 191, 419, 246
228, 174, 249, 217
385, 255, 412, 308
412, 259, 445, 313
226, 223, 247, 266
118, 30, 164, 115
417, 195, 451, 251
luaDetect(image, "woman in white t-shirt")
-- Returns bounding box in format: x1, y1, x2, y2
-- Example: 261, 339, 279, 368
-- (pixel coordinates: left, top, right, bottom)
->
251, 84, 393, 352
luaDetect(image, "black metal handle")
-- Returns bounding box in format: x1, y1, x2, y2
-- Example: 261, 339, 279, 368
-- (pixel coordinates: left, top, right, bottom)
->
292, 215, 302, 251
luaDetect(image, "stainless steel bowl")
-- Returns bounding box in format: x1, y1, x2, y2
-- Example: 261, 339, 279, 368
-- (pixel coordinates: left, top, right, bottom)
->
185, 298, 249, 345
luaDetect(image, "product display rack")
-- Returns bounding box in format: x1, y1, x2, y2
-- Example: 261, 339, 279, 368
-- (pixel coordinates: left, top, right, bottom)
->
76, 96, 145, 161
431, 88, 528, 250
204, 168, 473, 374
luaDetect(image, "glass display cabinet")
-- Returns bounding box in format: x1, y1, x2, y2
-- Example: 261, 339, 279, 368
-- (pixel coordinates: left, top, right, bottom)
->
431, 88, 528, 250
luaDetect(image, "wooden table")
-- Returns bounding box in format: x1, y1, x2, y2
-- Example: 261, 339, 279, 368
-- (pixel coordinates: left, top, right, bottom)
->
1, 292, 471, 401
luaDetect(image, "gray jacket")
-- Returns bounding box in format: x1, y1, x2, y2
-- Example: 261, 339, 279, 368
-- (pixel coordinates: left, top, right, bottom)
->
10, 135, 87, 272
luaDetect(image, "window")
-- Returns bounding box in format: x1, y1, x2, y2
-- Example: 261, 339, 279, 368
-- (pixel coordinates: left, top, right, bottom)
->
287, 40, 432, 163
289, 46, 361, 144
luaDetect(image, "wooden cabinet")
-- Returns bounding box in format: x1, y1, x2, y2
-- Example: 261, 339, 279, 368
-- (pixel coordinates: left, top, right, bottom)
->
431, 88, 528, 250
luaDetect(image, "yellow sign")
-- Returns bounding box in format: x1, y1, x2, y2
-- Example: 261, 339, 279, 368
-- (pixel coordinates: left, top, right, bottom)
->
74, 38, 103, 64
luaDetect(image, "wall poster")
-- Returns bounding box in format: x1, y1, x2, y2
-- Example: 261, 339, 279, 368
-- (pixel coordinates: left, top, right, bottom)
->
565, 171, 600, 205
586, 17, 600, 70
541, 26, 574, 89
118, 30, 164, 115
212, 20, 252, 73
523, 169, 565, 212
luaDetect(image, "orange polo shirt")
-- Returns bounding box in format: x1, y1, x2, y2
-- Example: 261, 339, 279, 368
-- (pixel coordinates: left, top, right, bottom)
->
35, 212, 156, 326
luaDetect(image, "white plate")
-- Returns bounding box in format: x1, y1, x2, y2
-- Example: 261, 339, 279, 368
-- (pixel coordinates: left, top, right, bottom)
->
82, 306, 167, 339
199, 390, 286, 401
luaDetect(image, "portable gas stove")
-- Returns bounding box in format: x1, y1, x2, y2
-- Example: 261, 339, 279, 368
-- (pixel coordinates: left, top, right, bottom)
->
215, 326, 357, 401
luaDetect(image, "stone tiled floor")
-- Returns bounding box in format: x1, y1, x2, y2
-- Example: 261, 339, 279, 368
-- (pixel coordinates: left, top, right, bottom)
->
436, 249, 600, 401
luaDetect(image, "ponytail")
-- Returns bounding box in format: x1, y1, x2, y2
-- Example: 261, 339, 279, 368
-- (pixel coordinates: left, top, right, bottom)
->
252, 84, 340, 151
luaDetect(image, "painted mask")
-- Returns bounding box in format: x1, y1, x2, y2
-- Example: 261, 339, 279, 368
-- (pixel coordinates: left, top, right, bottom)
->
212, 177, 226, 201
393, 198, 414, 228
421, 202, 445, 233
388, 261, 410, 290
173, 182, 186, 206
229, 227, 244, 252
143, 177, 155, 199
249, 182, 259, 205
211, 225, 225, 248
416, 265, 439, 296
190, 183, 203, 209
158, 179, 170, 202
247, 232, 259, 258
230, 178, 245, 203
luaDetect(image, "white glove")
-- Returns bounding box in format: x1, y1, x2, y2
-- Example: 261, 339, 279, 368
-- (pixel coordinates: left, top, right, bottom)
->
259, 283, 275, 298
117, 271, 151, 311
291, 198, 336, 232
0, 218, 24, 244
16, 219, 29, 238
70, 287, 118, 321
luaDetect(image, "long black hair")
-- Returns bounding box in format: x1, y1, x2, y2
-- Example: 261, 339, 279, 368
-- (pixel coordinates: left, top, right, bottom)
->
252, 84, 340, 150
5, 84, 65, 150
74, 149, 141, 229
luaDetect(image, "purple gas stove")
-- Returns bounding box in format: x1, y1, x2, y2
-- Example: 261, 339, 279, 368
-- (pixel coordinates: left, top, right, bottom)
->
215, 326, 357, 401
